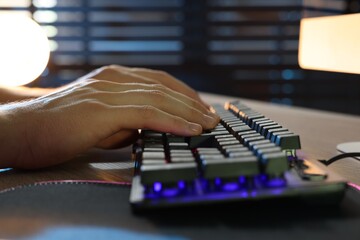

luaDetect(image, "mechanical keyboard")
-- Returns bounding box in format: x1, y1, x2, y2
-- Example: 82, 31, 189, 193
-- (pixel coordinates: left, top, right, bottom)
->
130, 100, 346, 210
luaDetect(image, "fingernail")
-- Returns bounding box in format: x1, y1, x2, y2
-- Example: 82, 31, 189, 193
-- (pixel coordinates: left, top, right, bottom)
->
206, 113, 220, 126
188, 122, 202, 134
203, 114, 217, 126
208, 111, 220, 120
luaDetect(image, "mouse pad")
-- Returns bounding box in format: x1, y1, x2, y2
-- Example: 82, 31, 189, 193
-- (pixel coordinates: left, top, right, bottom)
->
0, 181, 359, 240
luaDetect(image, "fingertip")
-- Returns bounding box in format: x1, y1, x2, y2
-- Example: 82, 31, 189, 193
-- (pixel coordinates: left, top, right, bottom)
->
187, 122, 202, 136
201, 99, 211, 109
206, 111, 220, 127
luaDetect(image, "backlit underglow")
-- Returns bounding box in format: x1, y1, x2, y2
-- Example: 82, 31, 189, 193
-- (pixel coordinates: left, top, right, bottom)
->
144, 177, 292, 204
214, 178, 222, 186
162, 188, 179, 197
238, 176, 246, 184
348, 182, 360, 191
153, 182, 162, 193
178, 181, 186, 189
222, 182, 239, 192
266, 178, 286, 188
259, 174, 267, 181
0, 15, 50, 87
146, 175, 288, 200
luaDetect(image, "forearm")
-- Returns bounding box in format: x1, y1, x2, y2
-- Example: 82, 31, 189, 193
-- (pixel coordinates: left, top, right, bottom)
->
0, 86, 55, 103
0, 106, 22, 168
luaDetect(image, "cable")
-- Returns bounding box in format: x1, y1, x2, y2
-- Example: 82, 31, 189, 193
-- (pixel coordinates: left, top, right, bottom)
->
319, 152, 360, 166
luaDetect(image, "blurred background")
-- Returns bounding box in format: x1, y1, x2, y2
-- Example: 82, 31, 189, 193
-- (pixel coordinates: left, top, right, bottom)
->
0, 0, 359, 114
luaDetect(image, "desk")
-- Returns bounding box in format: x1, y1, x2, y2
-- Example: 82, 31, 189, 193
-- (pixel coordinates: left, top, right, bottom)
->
1, 92, 359, 188
0, 93, 360, 239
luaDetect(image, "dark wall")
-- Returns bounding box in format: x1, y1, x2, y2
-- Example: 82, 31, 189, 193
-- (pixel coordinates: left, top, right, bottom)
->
2, 0, 359, 114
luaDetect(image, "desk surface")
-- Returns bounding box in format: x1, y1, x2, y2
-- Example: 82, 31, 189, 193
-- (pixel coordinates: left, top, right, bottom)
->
1, 92, 359, 189
0, 92, 360, 239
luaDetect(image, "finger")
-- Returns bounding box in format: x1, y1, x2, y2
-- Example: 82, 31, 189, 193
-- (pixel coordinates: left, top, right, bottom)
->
98, 90, 218, 129
107, 65, 209, 108
84, 80, 213, 116
80, 66, 157, 85
110, 105, 203, 136
83, 65, 211, 110
96, 129, 139, 149
43, 79, 218, 127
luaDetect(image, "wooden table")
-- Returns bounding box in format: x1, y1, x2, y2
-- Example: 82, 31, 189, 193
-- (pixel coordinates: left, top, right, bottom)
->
1, 92, 359, 190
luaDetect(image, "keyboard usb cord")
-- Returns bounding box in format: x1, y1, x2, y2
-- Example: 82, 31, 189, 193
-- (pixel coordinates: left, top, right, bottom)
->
319, 152, 360, 166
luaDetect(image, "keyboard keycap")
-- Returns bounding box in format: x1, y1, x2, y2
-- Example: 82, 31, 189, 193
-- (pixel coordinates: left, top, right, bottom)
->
171, 157, 195, 163
248, 139, 271, 150
243, 136, 265, 146
255, 146, 282, 156
188, 131, 227, 148
202, 156, 259, 179
138, 101, 301, 196
274, 132, 301, 150
261, 152, 289, 175
141, 163, 197, 184
169, 142, 189, 149
261, 124, 282, 136
142, 159, 166, 165
143, 152, 165, 159
228, 150, 254, 158
266, 128, 289, 140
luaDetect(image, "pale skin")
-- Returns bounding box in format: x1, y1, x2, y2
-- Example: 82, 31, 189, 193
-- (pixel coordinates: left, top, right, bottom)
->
0, 65, 219, 169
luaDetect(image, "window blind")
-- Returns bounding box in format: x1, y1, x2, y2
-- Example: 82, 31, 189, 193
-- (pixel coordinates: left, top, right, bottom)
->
0, 0, 359, 114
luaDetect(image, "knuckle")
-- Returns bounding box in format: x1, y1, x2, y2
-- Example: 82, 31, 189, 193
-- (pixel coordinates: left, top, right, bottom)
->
73, 86, 106, 99
135, 90, 167, 104
141, 105, 157, 120
152, 83, 167, 92
99, 65, 118, 76
150, 90, 169, 106
129, 67, 144, 72
171, 116, 185, 127
108, 64, 119, 69
154, 70, 170, 78
73, 85, 93, 94
83, 79, 102, 88
189, 99, 200, 110
83, 99, 107, 109
149, 90, 167, 101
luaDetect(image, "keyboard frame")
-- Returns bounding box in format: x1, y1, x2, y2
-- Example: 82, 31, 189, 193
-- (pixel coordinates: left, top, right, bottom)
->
130, 156, 346, 210
129, 102, 347, 211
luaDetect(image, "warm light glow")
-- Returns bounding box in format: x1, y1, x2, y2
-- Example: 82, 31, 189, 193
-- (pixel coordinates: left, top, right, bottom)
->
299, 13, 360, 74
43, 25, 58, 37
33, 0, 57, 8
33, 10, 58, 23
0, 14, 50, 87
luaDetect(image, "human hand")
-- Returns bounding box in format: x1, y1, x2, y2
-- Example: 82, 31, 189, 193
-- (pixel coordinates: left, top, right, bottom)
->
0, 66, 219, 169
73, 65, 209, 107
68, 65, 213, 149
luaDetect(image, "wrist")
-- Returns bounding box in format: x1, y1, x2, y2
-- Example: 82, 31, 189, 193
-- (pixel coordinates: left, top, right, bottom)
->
0, 104, 27, 168
0, 86, 56, 103
26, 87, 56, 98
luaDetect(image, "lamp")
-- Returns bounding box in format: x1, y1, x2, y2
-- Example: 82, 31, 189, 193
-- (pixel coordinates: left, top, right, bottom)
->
0, 14, 50, 87
298, 13, 360, 155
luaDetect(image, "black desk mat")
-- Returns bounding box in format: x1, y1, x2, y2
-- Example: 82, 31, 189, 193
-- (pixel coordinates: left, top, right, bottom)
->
0, 181, 359, 240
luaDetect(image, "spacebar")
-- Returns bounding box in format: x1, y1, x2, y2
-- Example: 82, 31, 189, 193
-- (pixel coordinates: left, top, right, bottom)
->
140, 163, 197, 184
202, 156, 259, 179
188, 131, 228, 148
